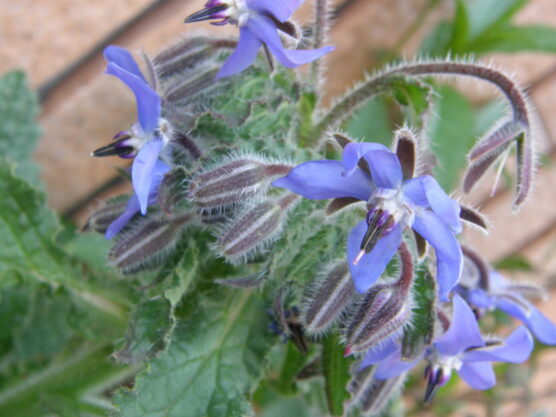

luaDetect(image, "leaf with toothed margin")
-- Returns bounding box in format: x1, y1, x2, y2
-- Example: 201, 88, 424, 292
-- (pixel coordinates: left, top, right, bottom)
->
322, 334, 352, 417
0, 71, 41, 186
401, 267, 436, 361
112, 290, 276, 417
113, 297, 174, 365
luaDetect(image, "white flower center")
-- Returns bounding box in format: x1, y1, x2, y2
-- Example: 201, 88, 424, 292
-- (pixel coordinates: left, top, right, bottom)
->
370, 188, 414, 226
223, 0, 250, 26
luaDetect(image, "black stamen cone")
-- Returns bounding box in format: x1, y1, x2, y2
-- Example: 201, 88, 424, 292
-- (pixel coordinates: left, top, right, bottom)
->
184, 5, 227, 23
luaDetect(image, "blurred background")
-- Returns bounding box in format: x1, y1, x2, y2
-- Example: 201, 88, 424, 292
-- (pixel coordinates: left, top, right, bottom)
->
1, 0, 556, 415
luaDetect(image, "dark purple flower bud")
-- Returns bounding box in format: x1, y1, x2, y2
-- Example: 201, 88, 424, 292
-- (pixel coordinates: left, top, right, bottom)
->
189, 157, 292, 209
302, 261, 355, 334
109, 213, 193, 274
345, 244, 414, 354
216, 193, 299, 263
459, 205, 489, 231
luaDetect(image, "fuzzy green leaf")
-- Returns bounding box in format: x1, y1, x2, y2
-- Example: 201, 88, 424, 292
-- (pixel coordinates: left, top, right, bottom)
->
0, 71, 41, 185
114, 297, 174, 365
113, 290, 276, 417
467, 24, 556, 54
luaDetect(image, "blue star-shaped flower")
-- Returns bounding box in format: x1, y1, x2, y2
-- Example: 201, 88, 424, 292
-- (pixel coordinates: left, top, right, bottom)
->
273, 142, 463, 300
185, 0, 334, 79
94, 46, 171, 238
459, 269, 556, 345
361, 295, 533, 400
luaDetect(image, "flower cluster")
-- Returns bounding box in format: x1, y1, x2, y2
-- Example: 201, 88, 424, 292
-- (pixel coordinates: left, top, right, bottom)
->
83, 0, 552, 415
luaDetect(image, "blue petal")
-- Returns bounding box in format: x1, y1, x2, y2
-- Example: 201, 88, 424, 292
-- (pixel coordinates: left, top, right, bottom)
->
458, 362, 496, 390
435, 294, 484, 356
412, 210, 463, 301
359, 337, 399, 369
217, 27, 262, 79
374, 349, 419, 380
246, 0, 303, 22
103, 45, 146, 82
347, 221, 402, 293
463, 326, 533, 364
466, 288, 496, 309
341, 142, 389, 177
105, 62, 161, 133
403, 175, 461, 233
132, 140, 164, 215
106, 160, 170, 239
105, 195, 141, 240
246, 15, 334, 68
272, 160, 372, 200
494, 297, 556, 344
362, 150, 403, 189
521, 307, 556, 345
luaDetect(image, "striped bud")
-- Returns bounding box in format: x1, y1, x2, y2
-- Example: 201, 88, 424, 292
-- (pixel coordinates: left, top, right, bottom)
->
157, 167, 189, 215
109, 213, 193, 274
359, 374, 406, 416
189, 157, 292, 209
217, 193, 298, 263
345, 244, 414, 354
154, 36, 236, 80
302, 261, 355, 334
83, 198, 129, 234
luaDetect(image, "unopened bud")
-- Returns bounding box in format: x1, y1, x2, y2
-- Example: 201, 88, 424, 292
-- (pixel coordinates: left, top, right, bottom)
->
189, 157, 292, 209
83, 198, 129, 234
359, 373, 406, 415
345, 244, 414, 354
109, 213, 193, 274
154, 36, 236, 79
163, 67, 220, 104
217, 193, 299, 263
302, 261, 355, 334
157, 167, 189, 215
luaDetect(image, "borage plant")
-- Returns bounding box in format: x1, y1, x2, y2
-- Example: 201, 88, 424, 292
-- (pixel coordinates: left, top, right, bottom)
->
3, 0, 556, 416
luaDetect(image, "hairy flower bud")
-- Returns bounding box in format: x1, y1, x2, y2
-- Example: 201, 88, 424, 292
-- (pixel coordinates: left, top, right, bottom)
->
302, 261, 355, 334
345, 244, 414, 354
153, 36, 236, 79
109, 213, 193, 274
359, 373, 406, 415
216, 193, 298, 263
83, 198, 130, 234
189, 157, 292, 209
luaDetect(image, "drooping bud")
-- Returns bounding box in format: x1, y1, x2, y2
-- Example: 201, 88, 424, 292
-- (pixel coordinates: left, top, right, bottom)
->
189, 157, 292, 209
302, 261, 355, 335
109, 213, 193, 274
216, 193, 299, 263
345, 244, 414, 354
272, 285, 307, 353
83, 198, 129, 234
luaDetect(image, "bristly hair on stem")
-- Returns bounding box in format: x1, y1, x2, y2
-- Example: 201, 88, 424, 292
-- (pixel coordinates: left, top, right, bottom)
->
312, 57, 536, 208
311, 0, 333, 99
